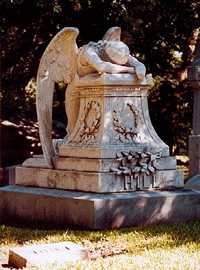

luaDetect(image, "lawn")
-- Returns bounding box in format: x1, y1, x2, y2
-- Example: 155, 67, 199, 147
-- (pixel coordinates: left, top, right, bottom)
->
0, 221, 199, 269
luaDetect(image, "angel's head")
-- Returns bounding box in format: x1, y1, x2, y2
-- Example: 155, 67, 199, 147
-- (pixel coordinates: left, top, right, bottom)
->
104, 41, 130, 65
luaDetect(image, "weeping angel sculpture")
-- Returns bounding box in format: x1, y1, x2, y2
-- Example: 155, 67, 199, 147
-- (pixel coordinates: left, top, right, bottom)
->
37, 26, 150, 168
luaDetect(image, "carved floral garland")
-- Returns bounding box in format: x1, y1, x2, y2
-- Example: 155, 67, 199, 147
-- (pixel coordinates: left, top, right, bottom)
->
113, 103, 139, 142
110, 151, 161, 178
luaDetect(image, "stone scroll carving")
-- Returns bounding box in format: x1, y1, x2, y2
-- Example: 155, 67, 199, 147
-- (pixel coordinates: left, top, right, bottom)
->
36, 26, 151, 168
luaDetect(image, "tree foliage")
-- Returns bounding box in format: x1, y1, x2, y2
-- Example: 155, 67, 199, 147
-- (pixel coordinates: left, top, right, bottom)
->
1, 0, 200, 164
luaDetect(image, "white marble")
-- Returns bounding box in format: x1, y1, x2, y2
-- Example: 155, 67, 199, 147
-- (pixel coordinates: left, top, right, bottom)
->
19, 27, 182, 192
36, 27, 151, 168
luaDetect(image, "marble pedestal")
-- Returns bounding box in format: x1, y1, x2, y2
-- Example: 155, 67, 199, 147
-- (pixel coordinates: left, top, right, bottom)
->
16, 75, 183, 192
9, 75, 190, 229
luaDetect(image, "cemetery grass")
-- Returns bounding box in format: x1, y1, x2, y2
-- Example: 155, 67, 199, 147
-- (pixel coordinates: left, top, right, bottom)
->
0, 221, 200, 270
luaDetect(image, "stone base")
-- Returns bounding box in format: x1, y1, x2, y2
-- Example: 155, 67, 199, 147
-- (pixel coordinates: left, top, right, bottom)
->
15, 166, 183, 193
185, 175, 200, 190
0, 185, 199, 229
23, 156, 176, 172
59, 145, 170, 159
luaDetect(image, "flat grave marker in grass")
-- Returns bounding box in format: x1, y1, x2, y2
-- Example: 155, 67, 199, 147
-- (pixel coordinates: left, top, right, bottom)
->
8, 241, 89, 269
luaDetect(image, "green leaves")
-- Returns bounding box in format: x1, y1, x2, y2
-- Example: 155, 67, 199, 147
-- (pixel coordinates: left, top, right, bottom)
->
53, 3, 62, 14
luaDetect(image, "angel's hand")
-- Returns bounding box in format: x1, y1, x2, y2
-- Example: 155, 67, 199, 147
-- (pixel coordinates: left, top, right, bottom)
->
128, 55, 146, 80
135, 65, 146, 80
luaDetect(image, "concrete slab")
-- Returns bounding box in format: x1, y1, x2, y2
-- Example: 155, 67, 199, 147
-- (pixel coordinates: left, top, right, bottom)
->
9, 242, 89, 269
0, 186, 199, 230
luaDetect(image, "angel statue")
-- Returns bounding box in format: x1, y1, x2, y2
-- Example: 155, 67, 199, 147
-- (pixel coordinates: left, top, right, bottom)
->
37, 26, 151, 168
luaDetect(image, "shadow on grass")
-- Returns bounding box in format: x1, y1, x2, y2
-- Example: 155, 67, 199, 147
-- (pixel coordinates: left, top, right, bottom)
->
0, 221, 199, 251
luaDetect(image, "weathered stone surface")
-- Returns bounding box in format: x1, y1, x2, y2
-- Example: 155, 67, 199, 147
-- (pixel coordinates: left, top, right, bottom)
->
16, 166, 127, 193
192, 90, 200, 135
18, 27, 181, 194
77, 73, 144, 86
59, 145, 170, 159
189, 135, 200, 175
185, 175, 200, 190
188, 40, 200, 177
9, 242, 89, 269
5, 166, 17, 185
60, 83, 169, 160
16, 166, 183, 193
36, 27, 149, 169
153, 170, 183, 189
23, 156, 176, 172
19, 82, 178, 192
20, 77, 177, 192
23, 157, 49, 169
0, 186, 199, 230
0, 168, 4, 185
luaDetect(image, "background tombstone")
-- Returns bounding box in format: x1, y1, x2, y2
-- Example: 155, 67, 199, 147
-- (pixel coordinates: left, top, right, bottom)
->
0, 92, 4, 185
186, 38, 200, 189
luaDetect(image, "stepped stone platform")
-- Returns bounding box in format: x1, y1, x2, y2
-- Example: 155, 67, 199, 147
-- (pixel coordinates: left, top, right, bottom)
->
0, 185, 199, 230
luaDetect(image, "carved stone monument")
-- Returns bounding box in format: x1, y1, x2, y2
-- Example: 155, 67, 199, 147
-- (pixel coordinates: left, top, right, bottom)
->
15, 27, 182, 192
186, 39, 200, 189
0, 27, 199, 229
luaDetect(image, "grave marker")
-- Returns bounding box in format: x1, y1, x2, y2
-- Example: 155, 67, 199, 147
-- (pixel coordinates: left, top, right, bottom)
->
9, 242, 89, 269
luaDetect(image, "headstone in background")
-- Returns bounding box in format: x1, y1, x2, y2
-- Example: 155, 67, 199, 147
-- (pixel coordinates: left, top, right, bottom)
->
0, 168, 4, 185
186, 39, 200, 190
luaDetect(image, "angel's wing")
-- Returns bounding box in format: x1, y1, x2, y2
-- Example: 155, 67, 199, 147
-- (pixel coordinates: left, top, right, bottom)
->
102, 26, 121, 41
36, 27, 79, 168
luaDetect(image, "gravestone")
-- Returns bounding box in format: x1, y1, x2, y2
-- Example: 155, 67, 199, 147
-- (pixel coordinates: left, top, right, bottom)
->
0, 27, 199, 229
186, 39, 200, 190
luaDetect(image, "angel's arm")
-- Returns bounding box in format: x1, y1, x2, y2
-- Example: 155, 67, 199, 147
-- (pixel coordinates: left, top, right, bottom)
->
127, 55, 146, 80
84, 48, 135, 74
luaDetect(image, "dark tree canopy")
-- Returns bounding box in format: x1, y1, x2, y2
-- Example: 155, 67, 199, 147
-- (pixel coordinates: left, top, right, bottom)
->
1, 0, 200, 165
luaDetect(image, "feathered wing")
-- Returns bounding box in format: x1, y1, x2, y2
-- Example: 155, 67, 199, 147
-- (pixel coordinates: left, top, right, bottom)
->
36, 27, 79, 168
102, 26, 121, 41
